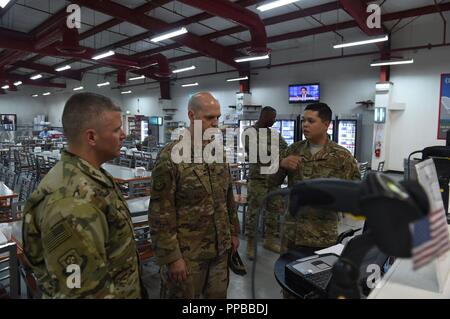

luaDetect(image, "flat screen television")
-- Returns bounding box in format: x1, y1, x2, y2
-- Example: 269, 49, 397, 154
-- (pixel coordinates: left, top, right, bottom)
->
0, 114, 17, 131
149, 116, 163, 126
289, 83, 320, 103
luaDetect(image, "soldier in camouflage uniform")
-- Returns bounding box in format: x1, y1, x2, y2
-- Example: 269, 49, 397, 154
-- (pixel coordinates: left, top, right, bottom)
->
23, 93, 142, 298
242, 107, 288, 259
269, 103, 361, 253
149, 92, 240, 299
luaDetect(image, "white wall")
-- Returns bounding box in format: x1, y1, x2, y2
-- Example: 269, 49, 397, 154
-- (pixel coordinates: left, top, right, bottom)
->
384, 11, 450, 171
388, 47, 449, 171
0, 85, 47, 137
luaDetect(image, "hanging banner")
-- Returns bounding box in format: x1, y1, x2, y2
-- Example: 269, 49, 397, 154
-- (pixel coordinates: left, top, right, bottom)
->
438, 73, 450, 139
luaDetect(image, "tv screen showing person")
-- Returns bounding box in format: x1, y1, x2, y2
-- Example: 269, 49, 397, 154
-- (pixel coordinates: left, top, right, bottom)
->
289, 84, 320, 103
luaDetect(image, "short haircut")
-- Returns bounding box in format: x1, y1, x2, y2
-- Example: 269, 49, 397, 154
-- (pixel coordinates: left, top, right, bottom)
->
305, 103, 332, 123
62, 92, 121, 142
260, 106, 276, 118
301, 87, 307, 90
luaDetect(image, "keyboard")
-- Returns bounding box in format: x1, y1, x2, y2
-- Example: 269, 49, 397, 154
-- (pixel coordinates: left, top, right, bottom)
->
303, 270, 332, 289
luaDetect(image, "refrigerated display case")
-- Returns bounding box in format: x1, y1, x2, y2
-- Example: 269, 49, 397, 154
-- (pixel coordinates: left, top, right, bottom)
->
336, 114, 362, 160
337, 120, 356, 156
272, 120, 296, 146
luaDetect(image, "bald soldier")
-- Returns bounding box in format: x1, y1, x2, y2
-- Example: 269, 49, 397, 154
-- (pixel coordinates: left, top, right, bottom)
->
270, 103, 361, 253
23, 93, 142, 298
149, 92, 240, 299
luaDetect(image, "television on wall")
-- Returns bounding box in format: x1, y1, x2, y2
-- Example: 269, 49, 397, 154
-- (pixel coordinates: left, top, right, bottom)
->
289, 83, 320, 103
149, 116, 163, 126
0, 114, 17, 131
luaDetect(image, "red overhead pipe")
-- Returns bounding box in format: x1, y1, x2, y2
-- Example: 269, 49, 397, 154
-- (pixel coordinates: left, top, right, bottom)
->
117, 70, 127, 86
0, 27, 34, 51
238, 70, 250, 93
139, 54, 171, 78
71, 0, 240, 69
34, 28, 63, 51
0, 27, 141, 69
0, 50, 28, 68
180, 0, 269, 55
79, 0, 172, 41
339, 0, 384, 36
160, 80, 171, 100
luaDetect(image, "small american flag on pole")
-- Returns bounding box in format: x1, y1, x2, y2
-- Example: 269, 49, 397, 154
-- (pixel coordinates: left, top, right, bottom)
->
410, 207, 450, 270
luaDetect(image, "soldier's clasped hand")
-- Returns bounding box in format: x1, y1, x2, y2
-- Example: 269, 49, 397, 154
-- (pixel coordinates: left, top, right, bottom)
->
280, 155, 302, 171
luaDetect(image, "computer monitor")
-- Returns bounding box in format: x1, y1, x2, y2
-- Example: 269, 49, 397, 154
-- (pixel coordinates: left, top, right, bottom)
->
289, 83, 320, 103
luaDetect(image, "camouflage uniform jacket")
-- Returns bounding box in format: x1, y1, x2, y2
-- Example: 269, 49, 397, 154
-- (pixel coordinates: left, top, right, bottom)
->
22, 151, 141, 298
149, 141, 240, 266
270, 139, 361, 247
243, 124, 288, 181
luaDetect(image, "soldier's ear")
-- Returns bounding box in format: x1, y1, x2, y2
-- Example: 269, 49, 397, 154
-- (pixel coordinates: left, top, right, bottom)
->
188, 109, 195, 122
85, 129, 97, 146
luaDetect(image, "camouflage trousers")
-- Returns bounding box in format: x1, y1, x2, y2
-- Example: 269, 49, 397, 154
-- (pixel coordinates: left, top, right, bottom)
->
160, 253, 229, 299
246, 179, 285, 240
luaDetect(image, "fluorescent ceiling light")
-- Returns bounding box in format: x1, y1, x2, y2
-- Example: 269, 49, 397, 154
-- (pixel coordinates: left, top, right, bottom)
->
129, 75, 145, 81
333, 35, 389, 49
30, 74, 42, 80
92, 50, 115, 60
172, 65, 196, 74
235, 54, 270, 63
121, 90, 132, 95
31, 94, 39, 98
257, 0, 300, 12
55, 65, 72, 72
1, 85, 9, 90
227, 76, 249, 82
42, 92, 51, 96
0, 0, 11, 9
97, 81, 110, 87
370, 58, 414, 67
14, 81, 22, 86
151, 27, 188, 43
181, 82, 198, 88
73, 86, 84, 91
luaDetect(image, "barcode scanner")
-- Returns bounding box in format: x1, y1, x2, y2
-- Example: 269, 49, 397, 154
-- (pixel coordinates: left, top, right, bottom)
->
288, 172, 428, 258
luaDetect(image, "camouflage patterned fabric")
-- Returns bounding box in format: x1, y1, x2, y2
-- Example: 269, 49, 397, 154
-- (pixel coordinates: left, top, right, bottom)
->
23, 151, 142, 299
149, 141, 239, 298
243, 125, 288, 180
159, 252, 229, 299
270, 139, 361, 250
243, 125, 288, 239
